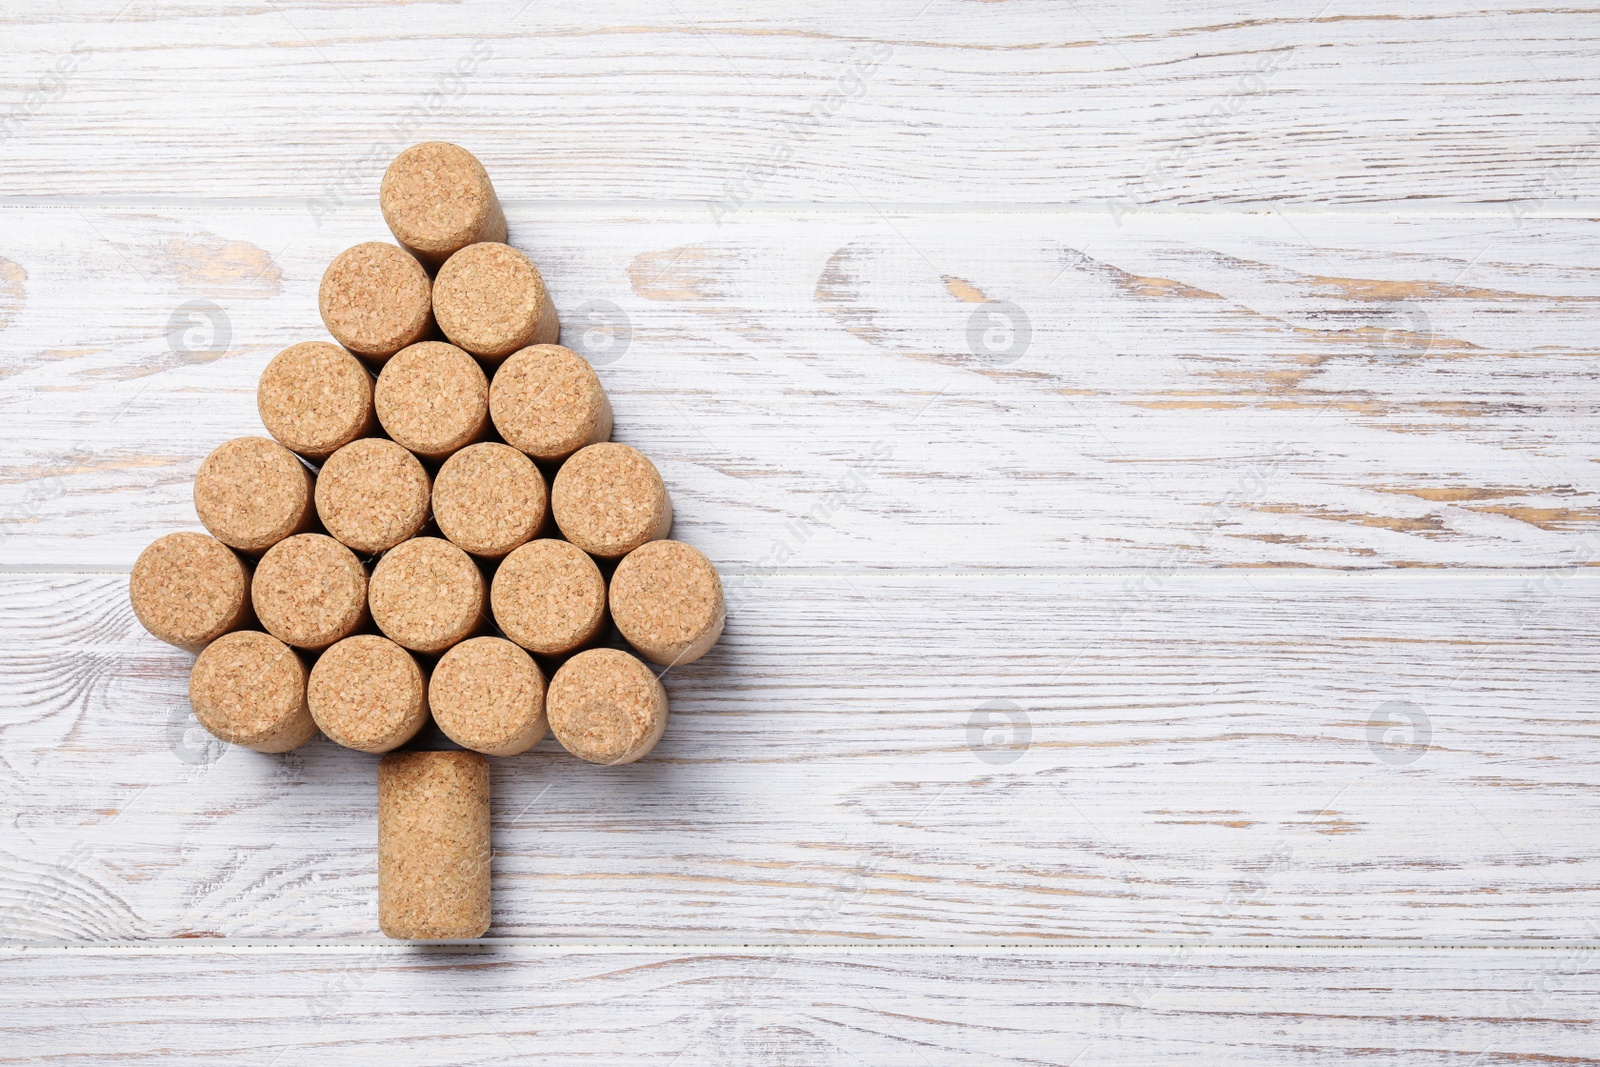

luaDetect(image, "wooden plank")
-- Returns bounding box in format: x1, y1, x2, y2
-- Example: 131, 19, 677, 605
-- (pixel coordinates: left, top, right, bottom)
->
2, 945, 1597, 1064
0, 2, 1597, 208
4, 205, 1600, 569
4, 571, 1598, 944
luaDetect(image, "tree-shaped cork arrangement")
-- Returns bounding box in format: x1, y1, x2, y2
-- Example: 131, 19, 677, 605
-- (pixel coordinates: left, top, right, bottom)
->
128, 142, 725, 940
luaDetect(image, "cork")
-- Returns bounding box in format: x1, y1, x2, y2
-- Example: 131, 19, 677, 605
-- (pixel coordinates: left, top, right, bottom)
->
380, 142, 508, 270
430, 636, 548, 756
193, 436, 316, 553
368, 536, 485, 654
308, 634, 429, 753
130, 532, 253, 653
318, 242, 434, 361
489, 344, 613, 462
550, 442, 673, 559
546, 648, 668, 765
315, 438, 432, 554
257, 341, 376, 460
610, 540, 725, 666
373, 341, 489, 460
252, 533, 369, 650
378, 750, 491, 940
490, 538, 606, 656
189, 630, 317, 753
432, 242, 559, 361
432, 442, 547, 558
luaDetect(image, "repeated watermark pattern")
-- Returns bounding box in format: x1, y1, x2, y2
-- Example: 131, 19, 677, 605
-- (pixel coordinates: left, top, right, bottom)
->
966, 699, 1031, 765
166, 299, 233, 365
1367, 300, 1433, 359
566, 299, 632, 367
165, 704, 228, 768
0, 42, 93, 148
1506, 125, 1600, 227
1366, 699, 1431, 766
965, 301, 1032, 366
0, 446, 92, 549
1468, 923, 1600, 1065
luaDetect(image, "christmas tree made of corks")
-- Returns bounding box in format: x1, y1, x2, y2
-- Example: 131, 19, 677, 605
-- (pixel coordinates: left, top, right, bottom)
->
128, 143, 725, 940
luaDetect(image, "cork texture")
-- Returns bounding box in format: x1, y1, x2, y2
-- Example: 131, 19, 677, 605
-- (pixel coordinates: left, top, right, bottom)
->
610, 539, 726, 667
432, 242, 559, 361
189, 630, 317, 753
374, 341, 489, 459
257, 341, 376, 460
318, 242, 434, 361
368, 536, 485, 654
380, 142, 507, 269
193, 436, 316, 553
488, 344, 613, 462
378, 750, 491, 940
546, 648, 669, 765
315, 437, 432, 554
130, 531, 253, 653
429, 636, 548, 756
551, 442, 673, 559
432, 442, 547, 558
252, 533, 369, 650
490, 538, 607, 656
308, 634, 429, 753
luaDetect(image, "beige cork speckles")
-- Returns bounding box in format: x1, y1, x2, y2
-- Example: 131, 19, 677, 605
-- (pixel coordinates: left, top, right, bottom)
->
429, 636, 547, 756
490, 538, 607, 656
432, 242, 559, 361
308, 634, 429, 754
551, 442, 672, 559
193, 436, 315, 553
188, 630, 317, 754
319, 242, 434, 361
610, 539, 725, 666
315, 438, 432, 554
380, 142, 507, 270
129, 531, 253, 653
546, 648, 668, 766
374, 341, 488, 460
368, 536, 486, 654
489, 344, 612, 462
432, 442, 546, 558
257, 341, 376, 460
251, 533, 369, 651
378, 750, 491, 940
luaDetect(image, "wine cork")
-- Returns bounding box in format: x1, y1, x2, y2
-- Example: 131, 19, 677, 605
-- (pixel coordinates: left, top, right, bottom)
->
193, 436, 315, 553
307, 634, 429, 753
319, 242, 434, 362
430, 636, 547, 756
314, 438, 432, 554
130, 532, 253, 652
550, 442, 673, 559
432, 442, 547, 558
380, 142, 508, 270
373, 341, 488, 460
546, 648, 668, 765
189, 630, 316, 753
252, 533, 368, 650
610, 540, 725, 667
257, 341, 376, 460
368, 536, 485, 654
489, 344, 612, 462
490, 539, 606, 656
378, 750, 491, 940
432, 242, 558, 361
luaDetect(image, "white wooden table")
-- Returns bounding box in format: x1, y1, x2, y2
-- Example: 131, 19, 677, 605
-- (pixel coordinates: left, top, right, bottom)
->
3, 2, 1599, 1062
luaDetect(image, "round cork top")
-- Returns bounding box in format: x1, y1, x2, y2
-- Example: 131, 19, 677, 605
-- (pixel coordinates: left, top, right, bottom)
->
433, 242, 554, 361
315, 438, 432, 554
374, 341, 489, 459
252, 533, 368, 650
307, 634, 429, 753
546, 648, 668, 765
257, 341, 375, 460
189, 630, 316, 753
193, 436, 314, 553
318, 242, 434, 361
380, 142, 504, 266
489, 344, 612, 462
433, 442, 547, 558
551, 442, 672, 559
490, 539, 607, 656
130, 532, 251, 652
368, 537, 485, 654
610, 540, 726, 667
430, 636, 548, 756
